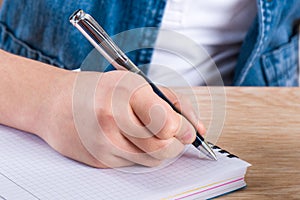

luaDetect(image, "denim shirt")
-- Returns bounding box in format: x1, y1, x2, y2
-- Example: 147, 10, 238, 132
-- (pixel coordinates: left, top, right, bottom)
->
235, 0, 300, 86
0, 0, 299, 86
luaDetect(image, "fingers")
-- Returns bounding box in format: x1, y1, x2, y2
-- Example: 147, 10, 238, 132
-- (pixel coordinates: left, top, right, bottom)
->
100, 128, 163, 167
159, 87, 206, 136
111, 105, 186, 162
81, 129, 162, 168
122, 130, 185, 160
130, 85, 196, 144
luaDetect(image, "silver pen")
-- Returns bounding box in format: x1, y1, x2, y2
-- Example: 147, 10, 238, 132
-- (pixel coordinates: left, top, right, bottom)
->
69, 9, 217, 161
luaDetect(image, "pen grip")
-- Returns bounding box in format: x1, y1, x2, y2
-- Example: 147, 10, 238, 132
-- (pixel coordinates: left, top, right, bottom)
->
70, 9, 215, 159
136, 71, 204, 146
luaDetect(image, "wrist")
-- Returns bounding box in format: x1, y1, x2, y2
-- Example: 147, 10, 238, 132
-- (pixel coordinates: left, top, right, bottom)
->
33, 69, 77, 141
0, 51, 76, 137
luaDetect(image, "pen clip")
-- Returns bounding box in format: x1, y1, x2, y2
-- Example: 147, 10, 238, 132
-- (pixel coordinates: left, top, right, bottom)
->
69, 9, 140, 72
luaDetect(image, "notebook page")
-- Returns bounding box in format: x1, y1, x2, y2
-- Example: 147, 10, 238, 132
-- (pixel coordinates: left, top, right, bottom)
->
0, 125, 250, 200
0, 173, 39, 200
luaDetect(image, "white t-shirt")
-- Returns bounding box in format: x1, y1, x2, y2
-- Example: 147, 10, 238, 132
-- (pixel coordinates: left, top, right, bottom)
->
149, 0, 257, 86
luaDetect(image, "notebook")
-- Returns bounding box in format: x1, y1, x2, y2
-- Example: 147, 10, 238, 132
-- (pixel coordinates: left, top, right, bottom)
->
0, 125, 250, 200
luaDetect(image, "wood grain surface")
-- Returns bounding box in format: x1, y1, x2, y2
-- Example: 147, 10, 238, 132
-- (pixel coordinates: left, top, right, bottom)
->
174, 87, 300, 199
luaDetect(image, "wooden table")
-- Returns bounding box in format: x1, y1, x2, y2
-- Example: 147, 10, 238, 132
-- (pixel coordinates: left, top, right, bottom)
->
174, 87, 300, 199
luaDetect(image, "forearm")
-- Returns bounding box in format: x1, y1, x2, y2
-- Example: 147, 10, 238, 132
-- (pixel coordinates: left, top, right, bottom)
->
0, 49, 74, 137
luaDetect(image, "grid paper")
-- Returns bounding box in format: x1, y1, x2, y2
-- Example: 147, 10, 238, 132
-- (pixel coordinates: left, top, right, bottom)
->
0, 125, 250, 200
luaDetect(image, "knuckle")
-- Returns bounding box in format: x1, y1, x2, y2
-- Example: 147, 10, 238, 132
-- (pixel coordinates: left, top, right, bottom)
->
156, 116, 180, 139
96, 108, 116, 130
96, 106, 113, 121
130, 84, 151, 103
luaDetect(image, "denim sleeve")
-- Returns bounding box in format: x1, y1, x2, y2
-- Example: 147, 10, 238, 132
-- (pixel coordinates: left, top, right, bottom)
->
0, 0, 166, 71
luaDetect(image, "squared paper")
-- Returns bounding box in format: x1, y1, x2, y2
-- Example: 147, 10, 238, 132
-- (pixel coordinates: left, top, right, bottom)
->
0, 125, 250, 200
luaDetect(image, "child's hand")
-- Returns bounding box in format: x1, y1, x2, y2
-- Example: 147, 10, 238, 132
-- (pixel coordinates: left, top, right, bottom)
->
42, 71, 205, 168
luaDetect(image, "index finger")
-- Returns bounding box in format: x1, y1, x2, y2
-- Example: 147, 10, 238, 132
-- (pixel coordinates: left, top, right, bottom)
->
130, 84, 196, 144
159, 87, 206, 136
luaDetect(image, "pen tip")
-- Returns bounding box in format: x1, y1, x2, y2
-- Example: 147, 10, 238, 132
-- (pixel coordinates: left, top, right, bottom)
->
210, 153, 218, 161
197, 140, 218, 161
